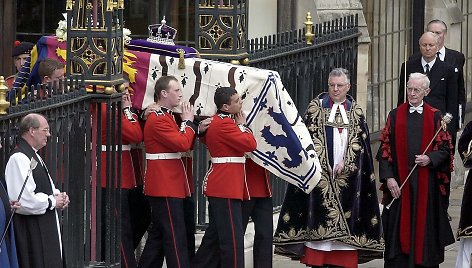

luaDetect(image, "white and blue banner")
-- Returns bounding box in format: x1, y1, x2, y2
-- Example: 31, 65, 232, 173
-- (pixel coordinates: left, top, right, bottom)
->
128, 53, 322, 193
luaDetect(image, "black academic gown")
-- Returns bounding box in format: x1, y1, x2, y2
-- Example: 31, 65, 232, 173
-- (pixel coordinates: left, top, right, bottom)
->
9, 138, 63, 268
457, 121, 472, 239
378, 104, 455, 267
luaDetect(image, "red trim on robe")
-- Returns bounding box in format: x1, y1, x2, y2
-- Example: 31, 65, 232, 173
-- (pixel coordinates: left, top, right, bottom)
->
395, 103, 434, 264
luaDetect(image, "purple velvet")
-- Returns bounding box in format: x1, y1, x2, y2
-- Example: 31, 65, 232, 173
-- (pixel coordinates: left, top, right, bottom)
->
126, 39, 199, 58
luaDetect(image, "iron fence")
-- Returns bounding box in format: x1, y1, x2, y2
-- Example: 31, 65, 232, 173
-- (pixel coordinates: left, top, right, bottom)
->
0, 77, 126, 268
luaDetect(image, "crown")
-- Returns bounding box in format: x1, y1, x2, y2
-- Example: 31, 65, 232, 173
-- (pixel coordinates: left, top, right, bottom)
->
147, 16, 177, 45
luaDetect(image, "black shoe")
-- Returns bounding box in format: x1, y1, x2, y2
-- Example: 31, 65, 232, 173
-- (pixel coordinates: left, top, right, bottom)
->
448, 213, 452, 221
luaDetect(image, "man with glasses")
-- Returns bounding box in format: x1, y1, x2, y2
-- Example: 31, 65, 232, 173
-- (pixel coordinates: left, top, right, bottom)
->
5, 113, 70, 268
379, 72, 455, 267
274, 68, 383, 267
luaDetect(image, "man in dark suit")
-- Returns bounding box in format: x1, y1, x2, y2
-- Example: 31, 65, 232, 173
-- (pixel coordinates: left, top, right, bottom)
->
397, 31, 458, 136
427, 19, 466, 128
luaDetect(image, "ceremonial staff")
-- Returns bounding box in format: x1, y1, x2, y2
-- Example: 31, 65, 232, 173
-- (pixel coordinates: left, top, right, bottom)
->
403, 44, 407, 104
0, 157, 38, 248
386, 113, 453, 209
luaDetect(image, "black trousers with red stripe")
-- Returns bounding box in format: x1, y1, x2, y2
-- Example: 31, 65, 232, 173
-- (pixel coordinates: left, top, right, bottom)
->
139, 196, 190, 268
121, 189, 137, 268
194, 197, 244, 268
242, 197, 273, 268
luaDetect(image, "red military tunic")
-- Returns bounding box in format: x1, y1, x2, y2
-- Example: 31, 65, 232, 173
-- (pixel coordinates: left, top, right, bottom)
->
245, 158, 272, 198
100, 103, 143, 189
6, 75, 15, 89
202, 113, 257, 200
144, 108, 196, 198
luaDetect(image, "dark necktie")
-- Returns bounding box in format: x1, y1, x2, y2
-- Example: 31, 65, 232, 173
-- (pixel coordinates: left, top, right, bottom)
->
424, 64, 430, 77
437, 51, 442, 61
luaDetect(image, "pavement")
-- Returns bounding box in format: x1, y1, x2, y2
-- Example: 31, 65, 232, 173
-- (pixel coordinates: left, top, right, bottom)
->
147, 186, 465, 268
271, 186, 465, 268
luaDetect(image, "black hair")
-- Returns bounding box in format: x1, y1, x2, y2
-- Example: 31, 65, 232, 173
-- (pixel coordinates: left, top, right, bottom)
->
214, 87, 238, 109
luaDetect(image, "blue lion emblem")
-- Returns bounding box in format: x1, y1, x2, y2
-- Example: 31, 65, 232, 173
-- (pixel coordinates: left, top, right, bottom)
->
260, 107, 306, 168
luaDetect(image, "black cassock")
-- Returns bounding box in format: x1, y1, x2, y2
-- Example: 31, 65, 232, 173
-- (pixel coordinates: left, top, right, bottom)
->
378, 103, 454, 267
9, 138, 63, 268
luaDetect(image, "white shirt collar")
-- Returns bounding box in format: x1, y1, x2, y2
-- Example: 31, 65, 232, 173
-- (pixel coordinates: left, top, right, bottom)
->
408, 100, 424, 108
438, 46, 446, 61
421, 57, 436, 69
421, 57, 436, 70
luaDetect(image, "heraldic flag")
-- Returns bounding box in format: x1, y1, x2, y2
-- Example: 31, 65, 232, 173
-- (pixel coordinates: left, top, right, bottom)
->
124, 50, 322, 193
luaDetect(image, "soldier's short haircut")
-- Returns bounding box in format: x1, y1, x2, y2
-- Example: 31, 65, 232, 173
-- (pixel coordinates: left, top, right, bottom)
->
154, 75, 178, 101
38, 58, 65, 79
214, 87, 237, 109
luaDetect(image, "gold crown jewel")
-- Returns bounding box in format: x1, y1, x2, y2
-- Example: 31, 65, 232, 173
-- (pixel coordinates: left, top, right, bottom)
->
147, 16, 177, 45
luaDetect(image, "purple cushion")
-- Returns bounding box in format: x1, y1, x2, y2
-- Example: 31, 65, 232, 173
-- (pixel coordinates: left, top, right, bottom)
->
126, 39, 199, 58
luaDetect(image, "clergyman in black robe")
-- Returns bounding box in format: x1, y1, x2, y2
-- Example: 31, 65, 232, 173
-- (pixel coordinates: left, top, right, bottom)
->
5, 113, 70, 268
273, 68, 384, 268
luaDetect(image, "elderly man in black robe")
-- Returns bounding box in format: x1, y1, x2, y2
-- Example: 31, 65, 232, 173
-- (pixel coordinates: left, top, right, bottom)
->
5, 113, 70, 268
378, 72, 455, 267
273, 68, 384, 268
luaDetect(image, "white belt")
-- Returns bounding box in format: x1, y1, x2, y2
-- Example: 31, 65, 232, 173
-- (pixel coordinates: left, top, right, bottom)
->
101, 145, 131, 151
146, 152, 182, 160
211, 157, 246, 164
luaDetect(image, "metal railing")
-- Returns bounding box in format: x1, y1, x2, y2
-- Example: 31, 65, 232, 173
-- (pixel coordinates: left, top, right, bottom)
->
0, 77, 125, 268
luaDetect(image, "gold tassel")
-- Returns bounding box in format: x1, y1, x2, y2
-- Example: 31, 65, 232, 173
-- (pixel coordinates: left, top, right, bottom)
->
177, 49, 185, 69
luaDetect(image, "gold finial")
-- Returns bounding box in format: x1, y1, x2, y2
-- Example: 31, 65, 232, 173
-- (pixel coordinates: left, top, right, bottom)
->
117, 0, 124, 9
240, 58, 250, 66
117, 83, 126, 93
104, 86, 115, 95
177, 49, 186, 69
66, 0, 74, 10
230, 59, 241, 65
0, 76, 10, 115
305, 12, 315, 45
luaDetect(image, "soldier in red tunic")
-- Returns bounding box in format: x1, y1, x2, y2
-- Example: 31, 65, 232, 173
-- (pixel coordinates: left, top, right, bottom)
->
6, 41, 34, 89
242, 158, 273, 268
139, 75, 210, 268
194, 87, 257, 268
100, 84, 143, 267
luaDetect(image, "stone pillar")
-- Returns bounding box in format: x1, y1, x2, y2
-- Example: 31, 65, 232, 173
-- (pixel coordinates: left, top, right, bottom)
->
277, 0, 318, 32
312, 0, 371, 112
